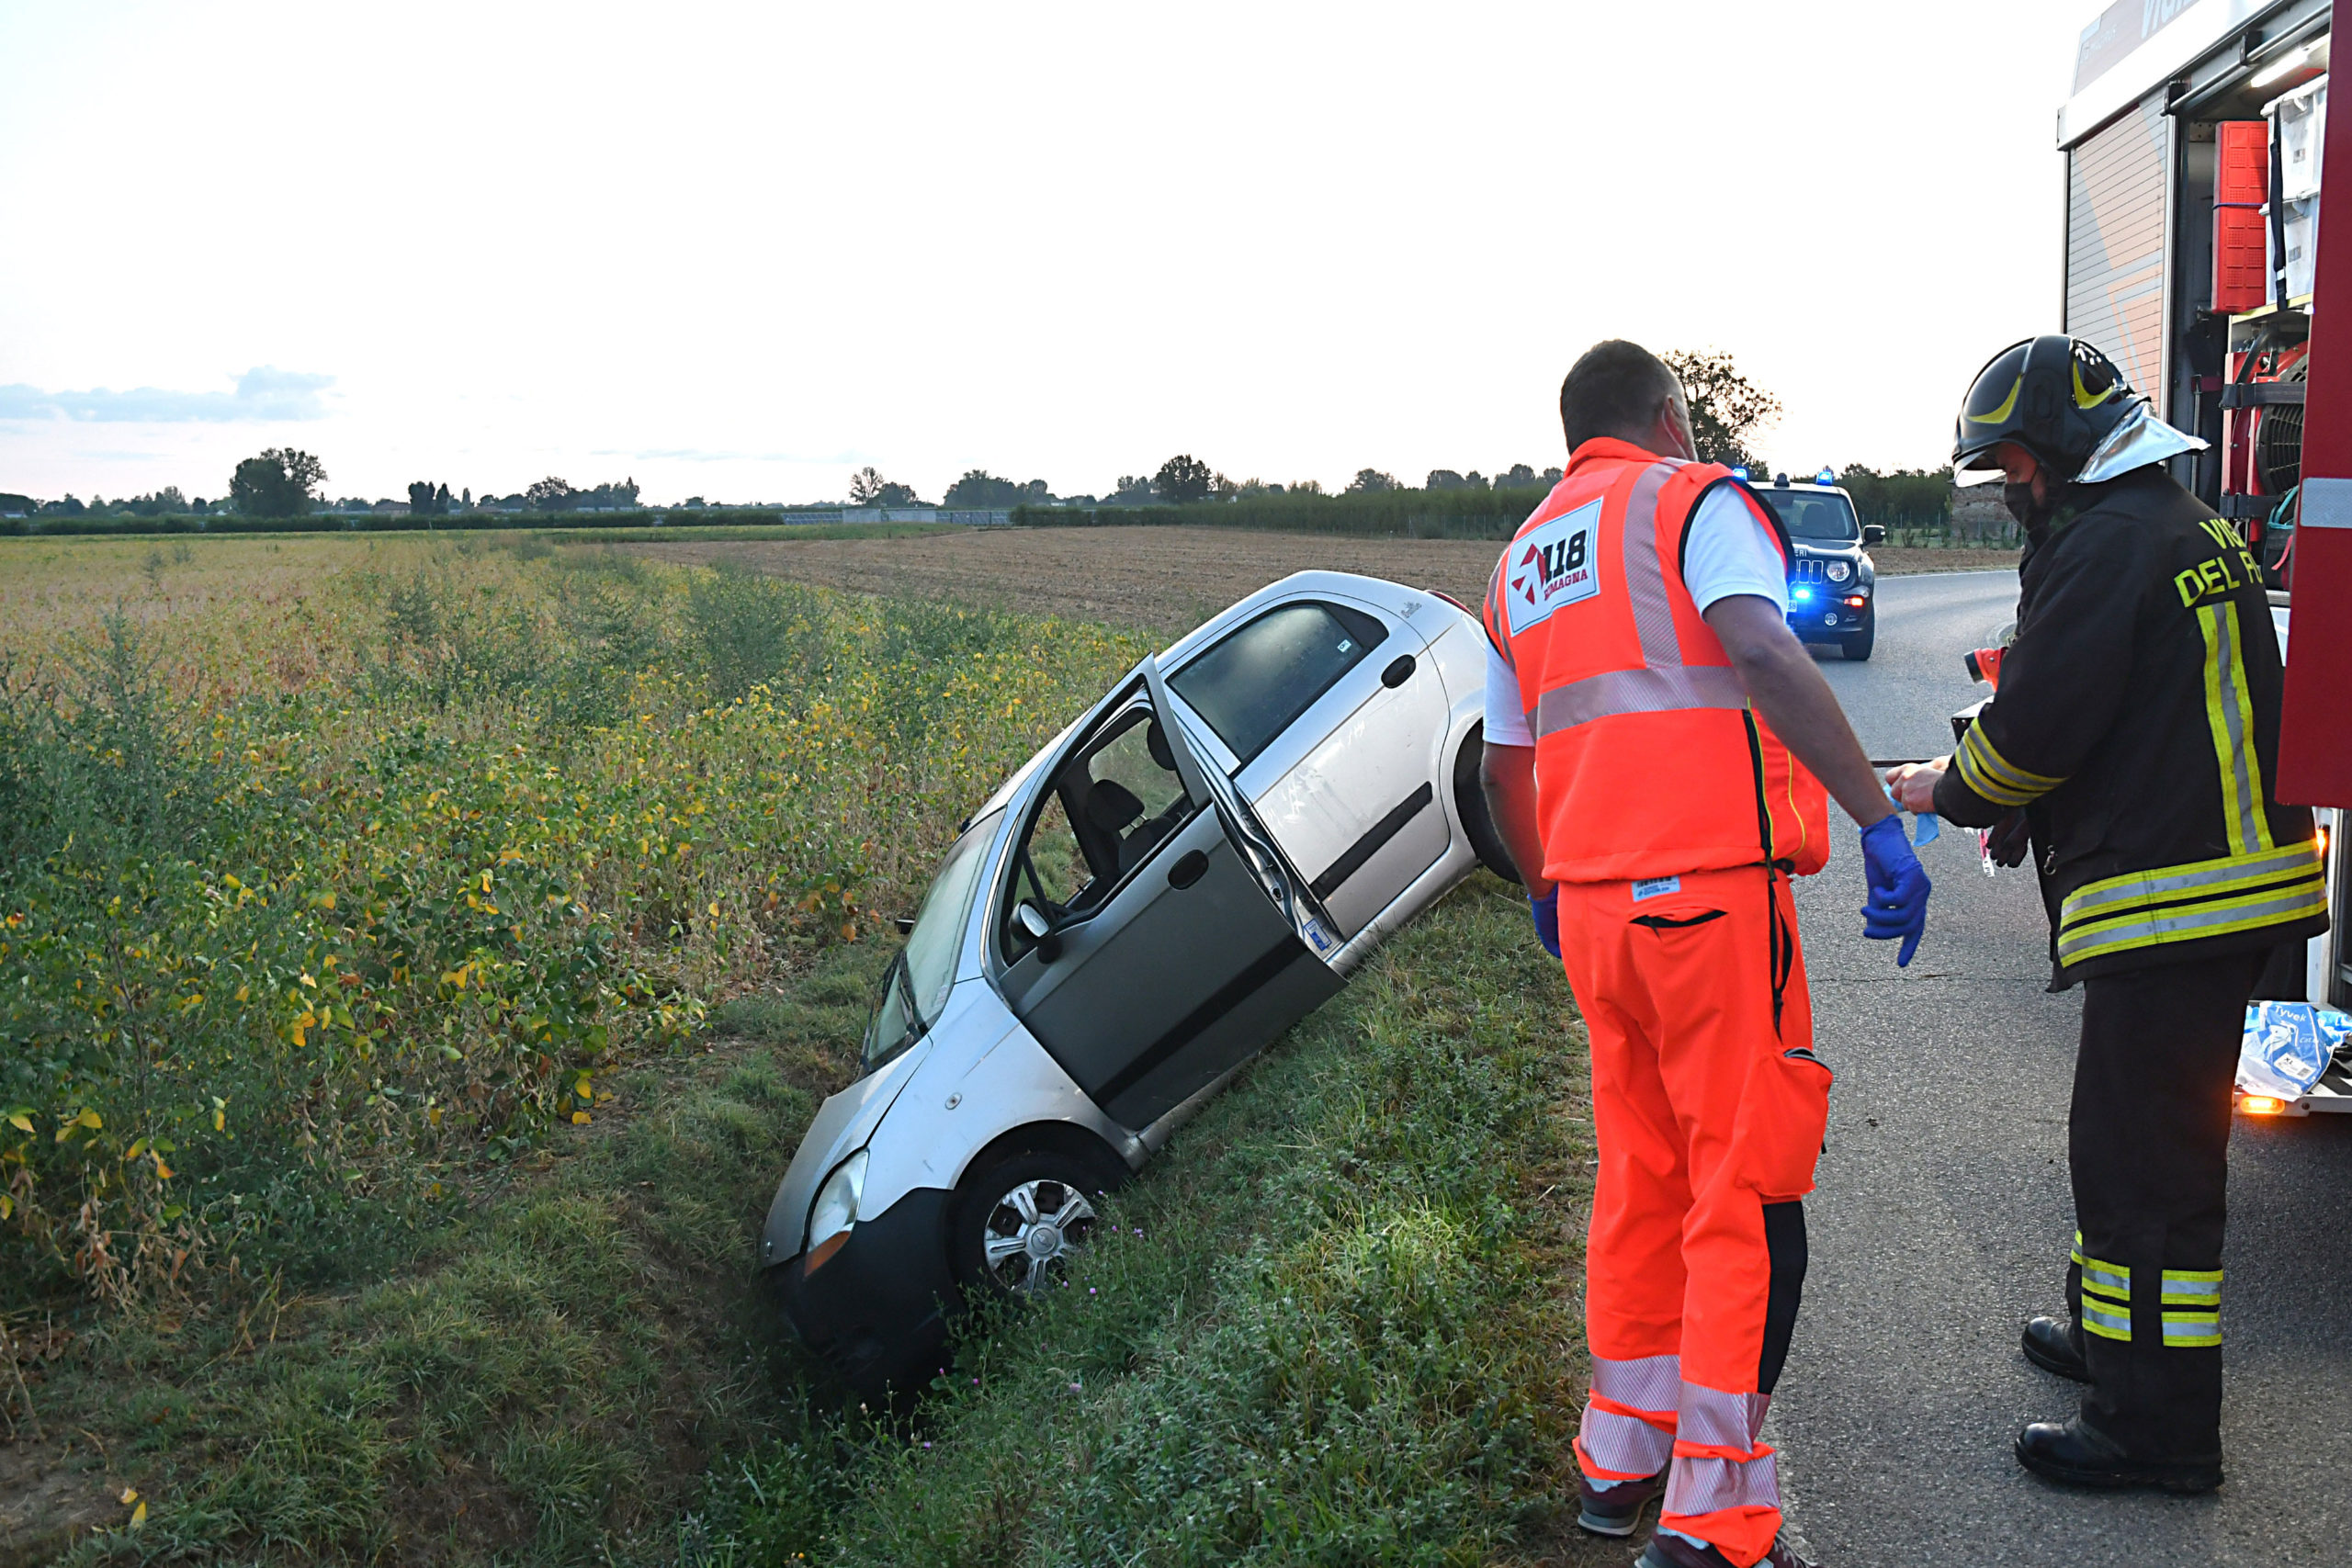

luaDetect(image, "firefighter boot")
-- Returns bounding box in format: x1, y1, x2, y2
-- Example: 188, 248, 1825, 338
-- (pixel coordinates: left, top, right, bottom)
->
1638, 1529, 1820, 1568
2020, 1315, 2088, 1382
2015, 1416, 2222, 1495
1577, 1471, 1666, 1538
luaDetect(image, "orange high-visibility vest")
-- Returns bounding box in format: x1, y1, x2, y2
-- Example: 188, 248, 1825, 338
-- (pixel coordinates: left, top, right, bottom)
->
1483, 437, 1829, 885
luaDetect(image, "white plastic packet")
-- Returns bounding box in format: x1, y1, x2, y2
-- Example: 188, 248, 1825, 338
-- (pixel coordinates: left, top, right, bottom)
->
2237, 1001, 2352, 1099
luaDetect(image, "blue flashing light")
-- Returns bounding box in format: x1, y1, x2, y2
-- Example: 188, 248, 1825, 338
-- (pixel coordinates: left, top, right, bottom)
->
1815, 467, 1835, 485
1792, 587, 1815, 602
1731, 466, 1749, 480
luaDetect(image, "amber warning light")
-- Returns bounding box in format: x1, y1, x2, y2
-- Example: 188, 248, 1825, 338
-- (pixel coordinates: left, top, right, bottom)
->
2240, 1095, 2288, 1115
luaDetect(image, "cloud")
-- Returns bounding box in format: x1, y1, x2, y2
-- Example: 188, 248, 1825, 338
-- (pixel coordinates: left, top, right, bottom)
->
0, 367, 334, 423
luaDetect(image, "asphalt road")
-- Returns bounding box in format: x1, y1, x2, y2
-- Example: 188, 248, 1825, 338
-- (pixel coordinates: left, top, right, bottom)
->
1770, 570, 2352, 1566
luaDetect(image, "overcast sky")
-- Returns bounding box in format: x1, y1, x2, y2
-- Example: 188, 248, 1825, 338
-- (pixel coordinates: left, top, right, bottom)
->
0, 1, 2090, 506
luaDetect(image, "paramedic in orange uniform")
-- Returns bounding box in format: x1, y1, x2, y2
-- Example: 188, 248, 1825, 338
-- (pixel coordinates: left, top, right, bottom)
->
1480, 341, 1932, 1568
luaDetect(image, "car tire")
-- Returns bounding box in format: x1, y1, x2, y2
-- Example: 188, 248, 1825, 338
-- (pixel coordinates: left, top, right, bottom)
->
1840, 609, 1876, 661
1452, 727, 1522, 885
947, 1142, 1127, 1301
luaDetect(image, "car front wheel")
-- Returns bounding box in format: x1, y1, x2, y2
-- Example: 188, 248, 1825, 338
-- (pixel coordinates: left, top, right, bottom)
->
1841, 605, 1876, 661
948, 1144, 1126, 1299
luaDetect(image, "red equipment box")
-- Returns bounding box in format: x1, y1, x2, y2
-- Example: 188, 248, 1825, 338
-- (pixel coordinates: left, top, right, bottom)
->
2215, 121, 2271, 313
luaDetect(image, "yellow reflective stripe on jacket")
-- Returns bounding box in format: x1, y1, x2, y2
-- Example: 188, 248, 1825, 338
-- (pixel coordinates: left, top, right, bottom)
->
2162, 1310, 2222, 1348
2197, 601, 2274, 858
1953, 722, 2064, 808
2160, 1268, 2222, 1304
2055, 840, 2326, 966
2080, 1295, 2132, 1341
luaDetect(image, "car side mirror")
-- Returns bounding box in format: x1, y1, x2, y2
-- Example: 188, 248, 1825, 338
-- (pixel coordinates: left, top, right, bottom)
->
1862, 524, 1885, 546
1014, 900, 1062, 963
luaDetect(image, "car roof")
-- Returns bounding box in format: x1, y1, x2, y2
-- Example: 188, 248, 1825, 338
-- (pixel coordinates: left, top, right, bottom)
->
1159, 570, 1459, 667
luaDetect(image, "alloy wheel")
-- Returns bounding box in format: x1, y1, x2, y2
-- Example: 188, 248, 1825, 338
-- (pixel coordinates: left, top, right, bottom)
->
978, 1178, 1100, 1293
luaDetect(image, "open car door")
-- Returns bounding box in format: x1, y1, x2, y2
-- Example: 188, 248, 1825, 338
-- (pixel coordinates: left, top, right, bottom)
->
994, 659, 1343, 1130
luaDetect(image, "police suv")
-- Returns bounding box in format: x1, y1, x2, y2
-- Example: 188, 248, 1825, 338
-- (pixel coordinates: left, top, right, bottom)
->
1752, 471, 1882, 661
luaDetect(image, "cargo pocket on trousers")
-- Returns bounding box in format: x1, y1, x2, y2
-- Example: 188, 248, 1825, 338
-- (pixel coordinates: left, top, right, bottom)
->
1733, 1045, 1832, 1201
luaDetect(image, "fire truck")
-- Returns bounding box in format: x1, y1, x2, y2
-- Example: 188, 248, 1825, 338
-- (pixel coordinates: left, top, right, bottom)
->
2054, 0, 2349, 1106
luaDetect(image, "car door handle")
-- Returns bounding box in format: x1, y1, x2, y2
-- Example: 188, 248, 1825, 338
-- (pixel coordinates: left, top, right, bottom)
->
1381, 654, 1417, 689
1167, 849, 1208, 889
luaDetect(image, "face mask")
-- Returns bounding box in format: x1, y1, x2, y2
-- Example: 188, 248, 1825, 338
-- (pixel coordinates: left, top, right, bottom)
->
2004, 480, 2054, 531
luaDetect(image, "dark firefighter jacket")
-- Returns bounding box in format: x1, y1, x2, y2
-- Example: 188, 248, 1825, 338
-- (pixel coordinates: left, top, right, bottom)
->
1932, 464, 2328, 987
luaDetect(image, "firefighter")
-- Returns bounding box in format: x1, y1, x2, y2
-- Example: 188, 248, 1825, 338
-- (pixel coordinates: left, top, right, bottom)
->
1482, 340, 1931, 1568
1888, 335, 2330, 1492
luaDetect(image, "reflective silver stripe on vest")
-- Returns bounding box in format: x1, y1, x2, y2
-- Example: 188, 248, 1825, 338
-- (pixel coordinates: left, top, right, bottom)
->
1531, 461, 1749, 741
1621, 462, 1682, 667
1535, 665, 1751, 738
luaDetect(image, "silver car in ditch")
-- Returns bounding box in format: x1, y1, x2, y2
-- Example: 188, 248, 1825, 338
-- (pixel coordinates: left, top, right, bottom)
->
759, 570, 1516, 1393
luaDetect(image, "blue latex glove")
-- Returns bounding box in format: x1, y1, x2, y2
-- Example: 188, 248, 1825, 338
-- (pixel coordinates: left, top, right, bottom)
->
1859, 814, 1930, 966
1529, 886, 1561, 959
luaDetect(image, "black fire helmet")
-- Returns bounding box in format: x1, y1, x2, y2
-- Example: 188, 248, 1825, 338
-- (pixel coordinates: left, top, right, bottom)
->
1951, 335, 2139, 483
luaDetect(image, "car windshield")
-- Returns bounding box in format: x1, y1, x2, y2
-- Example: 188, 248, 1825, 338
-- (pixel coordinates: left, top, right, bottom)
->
864, 810, 1000, 1072
1760, 490, 1860, 542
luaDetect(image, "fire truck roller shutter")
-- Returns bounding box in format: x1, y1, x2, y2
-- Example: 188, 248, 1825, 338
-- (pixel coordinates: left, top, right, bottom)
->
2066, 93, 2171, 407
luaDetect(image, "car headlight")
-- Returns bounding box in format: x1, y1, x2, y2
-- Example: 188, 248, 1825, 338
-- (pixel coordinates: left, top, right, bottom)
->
1827, 561, 1852, 582
804, 1149, 869, 1274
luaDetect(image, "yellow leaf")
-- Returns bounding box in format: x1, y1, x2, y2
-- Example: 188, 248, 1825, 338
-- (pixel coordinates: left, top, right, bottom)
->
289, 1022, 306, 1048
0, 1194, 12, 1219
120, 1487, 139, 1505
427, 1105, 443, 1127
571, 1111, 591, 1125
299, 973, 316, 988
76, 1109, 101, 1131
153, 1156, 175, 1179
126, 1138, 149, 1160
130, 1501, 146, 1529
234, 985, 249, 1002
6, 1113, 29, 1134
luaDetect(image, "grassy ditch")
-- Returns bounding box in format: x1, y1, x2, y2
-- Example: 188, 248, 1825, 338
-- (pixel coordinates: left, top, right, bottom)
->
695, 878, 1607, 1568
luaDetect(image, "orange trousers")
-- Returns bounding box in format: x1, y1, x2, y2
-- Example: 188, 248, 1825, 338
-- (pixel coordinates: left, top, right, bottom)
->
1556, 865, 1827, 1568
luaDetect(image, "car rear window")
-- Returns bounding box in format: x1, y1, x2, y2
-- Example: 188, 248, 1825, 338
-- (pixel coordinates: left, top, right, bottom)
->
1758, 490, 1860, 542
1168, 601, 1387, 766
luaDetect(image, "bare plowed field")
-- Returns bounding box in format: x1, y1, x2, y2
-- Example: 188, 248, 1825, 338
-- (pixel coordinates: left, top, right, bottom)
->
621, 528, 2014, 634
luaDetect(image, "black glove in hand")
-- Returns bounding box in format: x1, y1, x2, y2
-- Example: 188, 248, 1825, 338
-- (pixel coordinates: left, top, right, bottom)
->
1988, 810, 2030, 869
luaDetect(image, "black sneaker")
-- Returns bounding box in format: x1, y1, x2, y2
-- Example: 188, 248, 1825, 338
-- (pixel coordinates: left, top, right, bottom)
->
2015, 1416, 2222, 1495
1637, 1530, 1819, 1568
2020, 1315, 2088, 1382
1575, 1470, 1664, 1538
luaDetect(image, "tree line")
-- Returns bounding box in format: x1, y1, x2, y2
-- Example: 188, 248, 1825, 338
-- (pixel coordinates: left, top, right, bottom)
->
1, 353, 1959, 528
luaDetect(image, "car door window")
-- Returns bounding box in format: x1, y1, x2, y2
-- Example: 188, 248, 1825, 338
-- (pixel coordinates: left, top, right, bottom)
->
1168, 601, 1388, 767
1003, 704, 1193, 958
